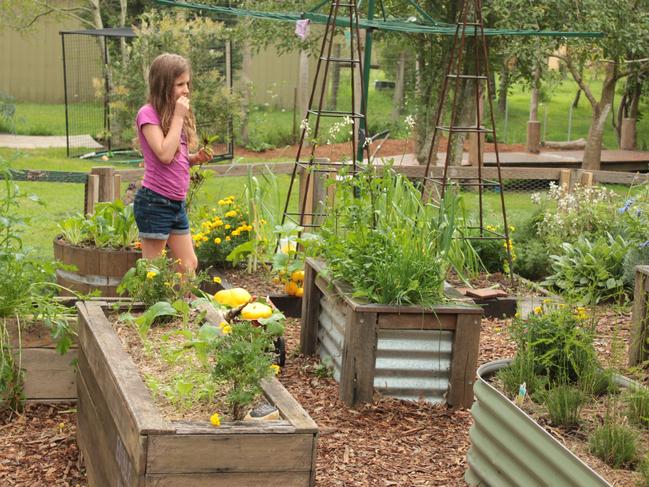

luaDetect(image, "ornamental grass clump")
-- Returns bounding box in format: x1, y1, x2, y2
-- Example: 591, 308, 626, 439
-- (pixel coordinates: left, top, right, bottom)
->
625, 386, 649, 427
589, 419, 638, 469
545, 384, 586, 427
320, 164, 476, 307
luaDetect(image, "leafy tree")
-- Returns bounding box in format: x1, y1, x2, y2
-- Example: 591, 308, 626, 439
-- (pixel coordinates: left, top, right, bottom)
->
490, 0, 649, 169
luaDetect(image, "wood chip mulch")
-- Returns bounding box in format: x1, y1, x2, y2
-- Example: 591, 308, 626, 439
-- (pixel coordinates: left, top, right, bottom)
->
0, 292, 636, 486
0, 403, 86, 486
276, 315, 517, 486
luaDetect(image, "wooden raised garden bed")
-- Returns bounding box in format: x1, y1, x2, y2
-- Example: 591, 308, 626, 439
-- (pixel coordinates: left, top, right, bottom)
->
76, 300, 318, 486
53, 236, 140, 297
6, 318, 77, 402
301, 258, 483, 408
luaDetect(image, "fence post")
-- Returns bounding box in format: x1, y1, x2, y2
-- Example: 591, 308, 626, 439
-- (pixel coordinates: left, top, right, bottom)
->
580, 171, 593, 187
85, 174, 99, 215
630, 266, 649, 366
91, 166, 116, 203
113, 173, 122, 202
559, 169, 571, 190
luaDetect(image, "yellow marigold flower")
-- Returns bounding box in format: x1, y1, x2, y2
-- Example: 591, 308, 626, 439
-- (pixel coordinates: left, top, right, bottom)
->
226, 236, 231, 241
218, 321, 228, 329
213, 276, 222, 284
225, 210, 237, 218
175, 272, 183, 279
225, 224, 231, 230
270, 364, 281, 375
533, 306, 543, 315
202, 236, 208, 242
221, 324, 232, 335
210, 412, 221, 427
192, 233, 202, 241
260, 219, 267, 224
146, 271, 158, 279
213, 220, 223, 227
232, 230, 241, 236
218, 199, 226, 206
246, 225, 253, 232
161, 249, 167, 256
214, 237, 222, 244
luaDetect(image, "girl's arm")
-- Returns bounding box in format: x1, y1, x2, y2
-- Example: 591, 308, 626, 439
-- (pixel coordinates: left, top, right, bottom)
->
142, 96, 189, 165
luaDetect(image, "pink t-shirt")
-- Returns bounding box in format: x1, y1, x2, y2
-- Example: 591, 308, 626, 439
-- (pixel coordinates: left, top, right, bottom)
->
136, 104, 190, 201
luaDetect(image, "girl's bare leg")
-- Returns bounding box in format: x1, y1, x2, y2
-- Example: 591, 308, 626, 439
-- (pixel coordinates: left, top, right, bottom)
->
166, 233, 198, 274
140, 238, 168, 259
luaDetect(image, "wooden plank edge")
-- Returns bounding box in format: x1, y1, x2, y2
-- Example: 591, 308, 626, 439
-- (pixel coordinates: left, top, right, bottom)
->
77, 301, 171, 435
262, 377, 318, 434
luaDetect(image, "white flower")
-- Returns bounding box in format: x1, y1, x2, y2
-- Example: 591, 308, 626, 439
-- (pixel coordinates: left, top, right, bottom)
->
404, 115, 416, 129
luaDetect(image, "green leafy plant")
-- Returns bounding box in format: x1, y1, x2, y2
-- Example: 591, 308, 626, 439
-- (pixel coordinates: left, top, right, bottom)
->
589, 419, 638, 468
186, 166, 213, 215
319, 164, 478, 307
117, 255, 204, 308
544, 234, 629, 304
211, 320, 278, 420
510, 306, 598, 383
0, 323, 23, 411
545, 384, 585, 427
57, 200, 139, 250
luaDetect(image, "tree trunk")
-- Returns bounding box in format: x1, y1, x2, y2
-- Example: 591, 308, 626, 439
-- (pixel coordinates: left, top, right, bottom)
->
241, 43, 253, 145
529, 66, 540, 122
449, 79, 476, 166
119, 0, 128, 64
582, 64, 617, 170
391, 50, 406, 121
328, 43, 341, 110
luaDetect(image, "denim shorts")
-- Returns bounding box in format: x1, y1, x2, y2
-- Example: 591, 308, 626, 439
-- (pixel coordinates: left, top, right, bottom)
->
134, 187, 190, 240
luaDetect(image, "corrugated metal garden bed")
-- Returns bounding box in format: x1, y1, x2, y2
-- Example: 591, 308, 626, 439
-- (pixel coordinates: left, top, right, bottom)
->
300, 258, 483, 408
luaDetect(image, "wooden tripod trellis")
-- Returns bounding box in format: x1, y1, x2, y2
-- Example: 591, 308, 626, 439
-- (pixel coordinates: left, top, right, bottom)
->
281, 0, 371, 230
422, 0, 514, 278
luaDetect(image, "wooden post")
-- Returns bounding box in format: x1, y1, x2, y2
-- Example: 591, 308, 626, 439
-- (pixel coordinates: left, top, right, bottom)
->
580, 171, 593, 187
91, 166, 116, 203
298, 50, 310, 123
559, 169, 571, 190
339, 310, 377, 406
630, 266, 649, 366
300, 259, 321, 356
113, 173, 122, 202
448, 313, 481, 409
86, 174, 99, 215
526, 121, 541, 153
620, 117, 637, 150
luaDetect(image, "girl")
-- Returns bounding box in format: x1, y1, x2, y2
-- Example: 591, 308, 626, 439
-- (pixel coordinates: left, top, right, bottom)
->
133, 53, 211, 275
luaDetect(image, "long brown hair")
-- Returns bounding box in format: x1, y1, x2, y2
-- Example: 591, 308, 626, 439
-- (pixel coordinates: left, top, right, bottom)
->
147, 53, 198, 150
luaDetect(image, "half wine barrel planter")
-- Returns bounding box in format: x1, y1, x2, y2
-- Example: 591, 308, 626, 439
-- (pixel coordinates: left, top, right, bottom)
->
5, 317, 77, 402
465, 360, 633, 487
301, 258, 483, 408
53, 237, 140, 297
76, 301, 318, 486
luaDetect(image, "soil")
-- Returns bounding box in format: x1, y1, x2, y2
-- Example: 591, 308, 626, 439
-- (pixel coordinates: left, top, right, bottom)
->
110, 311, 232, 423
0, 294, 637, 486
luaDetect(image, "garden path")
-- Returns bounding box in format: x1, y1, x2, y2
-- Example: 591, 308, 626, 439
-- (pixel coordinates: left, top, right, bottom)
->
0, 134, 101, 149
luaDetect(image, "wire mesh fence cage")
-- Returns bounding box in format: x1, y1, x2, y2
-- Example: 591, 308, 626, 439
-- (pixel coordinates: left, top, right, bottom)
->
60, 28, 134, 159
60, 28, 234, 164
